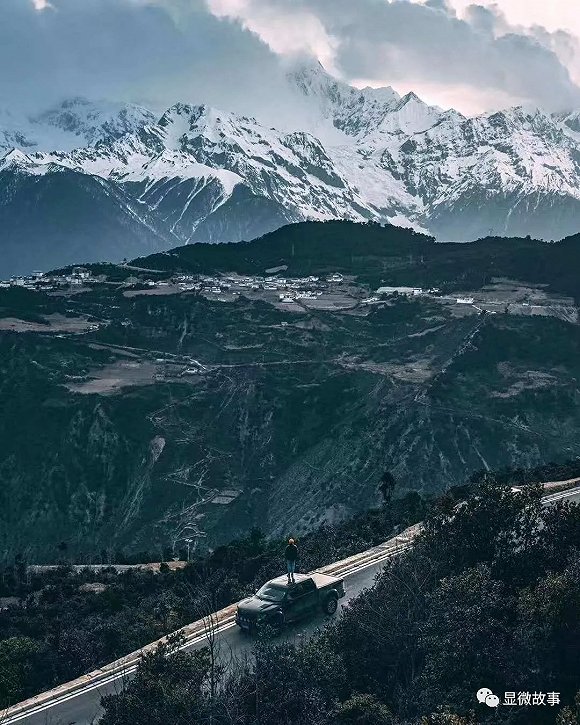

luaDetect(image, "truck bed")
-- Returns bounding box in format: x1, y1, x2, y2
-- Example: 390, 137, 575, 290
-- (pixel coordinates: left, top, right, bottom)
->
267, 572, 343, 591
310, 572, 343, 589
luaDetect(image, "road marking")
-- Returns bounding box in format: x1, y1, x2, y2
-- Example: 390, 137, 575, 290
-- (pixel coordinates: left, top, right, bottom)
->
542, 488, 580, 505
326, 544, 412, 580
1, 546, 413, 724
4, 486, 578, 724
350, 544, 410, 571
2, 623, 240, 723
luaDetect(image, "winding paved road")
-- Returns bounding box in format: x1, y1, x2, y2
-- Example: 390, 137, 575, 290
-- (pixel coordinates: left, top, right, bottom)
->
3, 485, 580, 725
6, 553, 402, 725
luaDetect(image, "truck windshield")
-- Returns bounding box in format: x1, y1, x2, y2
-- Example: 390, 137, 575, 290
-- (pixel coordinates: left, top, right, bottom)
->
256, 583, 286, 602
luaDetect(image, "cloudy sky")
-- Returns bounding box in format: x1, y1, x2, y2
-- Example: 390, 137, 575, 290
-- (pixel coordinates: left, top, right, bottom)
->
2, 0, 580, 118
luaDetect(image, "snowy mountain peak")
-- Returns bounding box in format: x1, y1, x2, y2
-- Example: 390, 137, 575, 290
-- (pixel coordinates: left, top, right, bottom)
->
288, 61, 404, 138
477, 106, 566, 143
357, 84, 401, 105
0, 99, 156, 155
398, 91, 422, 105
367, 92, 451, 137
159, 102, 249, 130
4, 65, 580, 277
155, 102, 265, 154
289, 59, 400, 106
288, 60, 352, 96
31, 98, 155, 148
287, 64, 460, 141
0, 147, 31, 169
159, 102, 202, 120
0, 147, 67, 177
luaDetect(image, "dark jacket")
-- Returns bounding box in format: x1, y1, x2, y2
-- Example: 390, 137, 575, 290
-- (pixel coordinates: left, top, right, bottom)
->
285, 543, 298, 562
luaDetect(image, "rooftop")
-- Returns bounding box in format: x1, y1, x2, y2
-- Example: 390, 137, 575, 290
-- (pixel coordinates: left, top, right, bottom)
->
268, 573, 310, 588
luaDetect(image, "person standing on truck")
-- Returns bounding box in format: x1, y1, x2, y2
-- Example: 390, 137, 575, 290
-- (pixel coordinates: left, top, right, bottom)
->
285, 538, 298, 584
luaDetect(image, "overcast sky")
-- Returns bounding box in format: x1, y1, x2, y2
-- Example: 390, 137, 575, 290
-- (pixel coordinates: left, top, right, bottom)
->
2, 0, 580, 118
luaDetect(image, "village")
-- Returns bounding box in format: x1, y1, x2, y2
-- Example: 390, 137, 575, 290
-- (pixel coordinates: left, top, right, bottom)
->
0, 264, 454, 310
1, 265, 577, 324
1, 266, 364, 310
0, 266, 93, 290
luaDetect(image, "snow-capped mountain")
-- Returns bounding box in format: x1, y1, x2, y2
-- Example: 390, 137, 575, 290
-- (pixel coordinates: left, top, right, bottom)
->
0, 98, 154, 154
2, 62, 580, 275
289, 61, 454, 139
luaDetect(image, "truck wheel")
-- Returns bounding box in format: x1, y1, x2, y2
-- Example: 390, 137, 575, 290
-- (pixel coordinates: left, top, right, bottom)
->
323, 593, 339, 615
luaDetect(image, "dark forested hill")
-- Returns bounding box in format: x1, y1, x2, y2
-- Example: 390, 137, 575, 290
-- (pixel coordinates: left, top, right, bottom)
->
131, 220, 580, 298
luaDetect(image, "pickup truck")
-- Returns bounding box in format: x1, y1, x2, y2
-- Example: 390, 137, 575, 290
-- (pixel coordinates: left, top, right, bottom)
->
235, 572, 345, 632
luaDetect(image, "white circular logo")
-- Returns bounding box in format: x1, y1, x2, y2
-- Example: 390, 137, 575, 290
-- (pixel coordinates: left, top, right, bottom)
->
477, 688, 493, 704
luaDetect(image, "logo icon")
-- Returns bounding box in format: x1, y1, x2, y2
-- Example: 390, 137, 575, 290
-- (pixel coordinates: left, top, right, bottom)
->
477, 688, 500, 707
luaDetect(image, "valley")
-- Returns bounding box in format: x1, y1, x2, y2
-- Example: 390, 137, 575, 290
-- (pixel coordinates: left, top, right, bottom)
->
1, 221, 580, 561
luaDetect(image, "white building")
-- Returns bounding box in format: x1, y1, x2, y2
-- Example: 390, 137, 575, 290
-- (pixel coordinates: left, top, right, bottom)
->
376, 286, 423, 297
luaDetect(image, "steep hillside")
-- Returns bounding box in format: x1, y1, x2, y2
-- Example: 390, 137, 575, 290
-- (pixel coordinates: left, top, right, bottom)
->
1, 222, 580, 560
0, 151, 175, 275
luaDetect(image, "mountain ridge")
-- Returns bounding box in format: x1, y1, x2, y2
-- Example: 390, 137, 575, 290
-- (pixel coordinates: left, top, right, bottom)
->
3, 62, 580, 275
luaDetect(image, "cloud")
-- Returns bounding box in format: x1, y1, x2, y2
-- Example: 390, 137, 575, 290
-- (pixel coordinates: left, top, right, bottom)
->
208, 0, 340, 73
1, 0, 579, 119
0, 0, 298, 121
208, 0, 580, 113
449, 0, 580, 38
